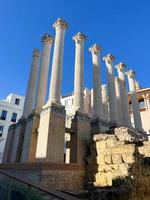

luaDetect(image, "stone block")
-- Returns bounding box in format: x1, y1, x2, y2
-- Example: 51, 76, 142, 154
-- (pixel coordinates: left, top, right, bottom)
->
118, 163, 128, 176
122, 153, 135, 163
96, 141, 107, 151
98, 164, 111, 172
110, 144, 136, 155
114, 127, 143, 142
104, 155, 112, 164
96, 154, 105, 164
112, 154, 123, 164
105, 172, 112, 186
109, 164, 119, 170
95, 173, 107, 186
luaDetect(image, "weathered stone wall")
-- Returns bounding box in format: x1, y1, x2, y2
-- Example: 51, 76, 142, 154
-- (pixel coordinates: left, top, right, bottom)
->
0, 163, 86, 191
87, 127, 150, 200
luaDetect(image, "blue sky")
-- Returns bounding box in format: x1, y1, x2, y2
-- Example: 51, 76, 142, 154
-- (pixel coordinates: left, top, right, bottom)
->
0, 0, 150, 99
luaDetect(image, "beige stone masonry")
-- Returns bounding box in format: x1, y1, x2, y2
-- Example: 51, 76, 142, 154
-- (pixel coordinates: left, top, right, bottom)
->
87, 129, 150, 199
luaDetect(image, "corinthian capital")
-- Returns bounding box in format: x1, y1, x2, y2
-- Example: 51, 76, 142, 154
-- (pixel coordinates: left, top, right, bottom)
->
126, 69, 136, 79
53, 18, 69, 30
41, 33, 54, 44
33, 48, 40, 57
115, 62, 126, 71
73, 32, 87, 42
89, 44, 102, 54
103, 53, 115, 64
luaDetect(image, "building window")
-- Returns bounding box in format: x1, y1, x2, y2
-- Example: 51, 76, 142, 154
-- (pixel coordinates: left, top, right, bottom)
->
0, 126, 4, 137
15, 98, 20, 105
11, 113, 17, 122
139, 99, 145, 109
129, 102, 132, 111
0, 110, 7, 120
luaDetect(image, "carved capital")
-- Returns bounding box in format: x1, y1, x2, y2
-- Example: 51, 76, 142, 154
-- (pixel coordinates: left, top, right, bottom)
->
53, 18, 69, 30
115, 62, 126, 71
33, 48, 40, 57
73, 32, 87, 42
126, 69, 136, 79
103, 53, 115, 64
41, 33, 54, 44
89, 44, 102, 54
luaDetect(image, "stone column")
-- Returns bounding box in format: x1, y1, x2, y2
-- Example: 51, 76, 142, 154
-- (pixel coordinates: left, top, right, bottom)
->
146, 94, 150, 110
115, 62, 131, 127
126, 70, 143, 130
48, 18, 68, 105
142, 94, 150, 111
73, 32, 87, 113
102, 84, 109, 121
36, 18, 68, 163
89, 44, 103, 119
35, 33, 54, 110
23, 48, 40, 118
115, 77, 122, 124
103, 54, 119, 123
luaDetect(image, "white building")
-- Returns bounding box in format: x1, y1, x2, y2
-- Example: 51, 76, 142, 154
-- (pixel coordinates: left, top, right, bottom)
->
0, 94, 25, 162
61, 86, 150, 138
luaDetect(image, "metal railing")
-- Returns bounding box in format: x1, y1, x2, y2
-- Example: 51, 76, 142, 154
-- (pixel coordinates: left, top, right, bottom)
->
0, 169, 80, 200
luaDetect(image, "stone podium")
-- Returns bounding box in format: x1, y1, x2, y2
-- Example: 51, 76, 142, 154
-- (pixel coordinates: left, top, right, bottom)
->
21, 110, 40, 162
36, 103, 66, 163
70, 111, 91, 164
2, 124, 16, 163
10, 118, 26, 162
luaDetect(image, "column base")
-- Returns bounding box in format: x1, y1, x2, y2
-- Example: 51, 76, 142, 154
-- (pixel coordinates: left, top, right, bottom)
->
70, 111, 91, 164
91, 117, 110, 135
36, 103, 66, 163
21, 110, 41, 163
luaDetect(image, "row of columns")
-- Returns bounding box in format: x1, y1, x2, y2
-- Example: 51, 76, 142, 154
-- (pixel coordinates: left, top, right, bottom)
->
3, 17, 144, 165
23, 19, 143, 133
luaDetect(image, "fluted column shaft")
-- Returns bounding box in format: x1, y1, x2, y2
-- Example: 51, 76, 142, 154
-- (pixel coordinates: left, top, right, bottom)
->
49, 19, 68, 104
115, 77, 122, 124
103, 54, 119, 123
116, 63, 131, 127
102, 85, 109, 120
35, 34, 54, 110
89, 44, 103, 118
126, 70, 142, 130
23, 49, 40, 118
73, 32, 87, 112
